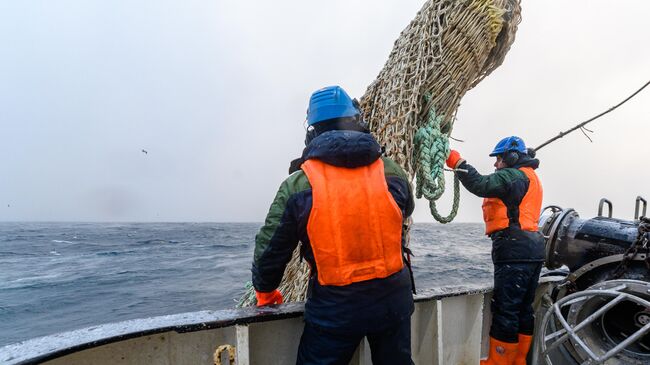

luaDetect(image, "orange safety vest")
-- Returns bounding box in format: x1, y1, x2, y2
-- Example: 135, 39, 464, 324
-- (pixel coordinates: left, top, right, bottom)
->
301, 158, 404, 286
482, 167, 543, 235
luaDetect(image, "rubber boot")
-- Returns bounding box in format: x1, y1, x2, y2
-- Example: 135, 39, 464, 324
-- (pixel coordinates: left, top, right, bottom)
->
480, 336, 518, 365
513, 334, 533, 365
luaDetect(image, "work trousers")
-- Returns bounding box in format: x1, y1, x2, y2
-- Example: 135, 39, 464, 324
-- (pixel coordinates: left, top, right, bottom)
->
296, 320, 413, 365
490, 262, 543, 343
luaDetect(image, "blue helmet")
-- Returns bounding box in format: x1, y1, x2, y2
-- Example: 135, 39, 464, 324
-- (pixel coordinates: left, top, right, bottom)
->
307, 86, 360, 126
489, 136, 527, 157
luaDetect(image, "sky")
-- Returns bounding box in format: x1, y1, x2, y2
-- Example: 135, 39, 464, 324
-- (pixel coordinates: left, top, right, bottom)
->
0, 0, 648, 223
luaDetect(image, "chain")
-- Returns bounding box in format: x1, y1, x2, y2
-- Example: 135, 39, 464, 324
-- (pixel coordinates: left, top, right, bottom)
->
609, 217, 650, 280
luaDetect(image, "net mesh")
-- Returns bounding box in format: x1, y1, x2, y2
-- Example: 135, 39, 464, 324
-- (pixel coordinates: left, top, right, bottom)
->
362, 0, 521, 175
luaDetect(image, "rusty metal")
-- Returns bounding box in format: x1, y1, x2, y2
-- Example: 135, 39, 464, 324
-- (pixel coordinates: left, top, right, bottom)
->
214, 344, 236, 365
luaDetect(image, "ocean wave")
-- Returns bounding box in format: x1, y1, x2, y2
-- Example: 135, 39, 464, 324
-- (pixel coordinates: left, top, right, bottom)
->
51, 240, 74, 244
96, 250, 137, 257
136, 239, 182, 245
0, 273, 64, 290
0, 222, 491, 346
0, 251, 39, 257
209, 243, 246, 249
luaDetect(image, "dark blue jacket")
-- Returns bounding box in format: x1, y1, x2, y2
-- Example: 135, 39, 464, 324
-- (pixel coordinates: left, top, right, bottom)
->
252, 130, 415, 331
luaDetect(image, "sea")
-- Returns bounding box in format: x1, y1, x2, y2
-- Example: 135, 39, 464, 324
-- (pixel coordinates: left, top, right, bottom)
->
0, 222, 492, 347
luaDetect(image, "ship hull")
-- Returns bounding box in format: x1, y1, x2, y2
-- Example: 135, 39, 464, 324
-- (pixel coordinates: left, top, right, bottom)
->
1, 287, 493, 365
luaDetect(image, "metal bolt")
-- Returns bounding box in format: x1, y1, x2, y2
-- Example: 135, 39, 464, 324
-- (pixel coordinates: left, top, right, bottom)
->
637, 313, 650, 325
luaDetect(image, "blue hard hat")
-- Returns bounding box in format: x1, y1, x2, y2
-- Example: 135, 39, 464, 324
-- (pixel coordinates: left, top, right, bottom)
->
307, 86, 360, 126
489, 136, 527, 156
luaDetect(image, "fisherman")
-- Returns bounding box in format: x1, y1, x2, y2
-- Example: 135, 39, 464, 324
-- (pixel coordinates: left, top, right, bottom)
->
446, 137, 544, 365
252, 85, 415, 365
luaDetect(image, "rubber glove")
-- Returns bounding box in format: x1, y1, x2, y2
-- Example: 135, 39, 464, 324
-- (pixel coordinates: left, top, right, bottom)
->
255, 290, 284, 307
446, 150, 465, 169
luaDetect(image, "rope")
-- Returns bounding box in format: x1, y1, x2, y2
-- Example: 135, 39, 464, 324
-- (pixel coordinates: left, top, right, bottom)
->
534, 79, 650, 151
213, 344, 236, 365
413, 97, 460, 223
430, 175, 461, 224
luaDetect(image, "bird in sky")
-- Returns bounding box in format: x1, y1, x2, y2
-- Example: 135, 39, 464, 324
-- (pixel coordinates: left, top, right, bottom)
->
141, 149, 148, 154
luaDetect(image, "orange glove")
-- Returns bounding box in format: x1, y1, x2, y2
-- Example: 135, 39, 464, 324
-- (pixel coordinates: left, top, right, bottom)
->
446, 150, 465, 169
255, 290, 283, 307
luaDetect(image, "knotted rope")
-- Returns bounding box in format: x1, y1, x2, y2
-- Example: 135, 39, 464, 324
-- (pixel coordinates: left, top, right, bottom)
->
413, 97, 460, 223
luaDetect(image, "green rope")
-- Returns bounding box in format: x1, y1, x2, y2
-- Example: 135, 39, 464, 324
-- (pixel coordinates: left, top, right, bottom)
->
413, 97, 461, 223
429, 175, 460, 223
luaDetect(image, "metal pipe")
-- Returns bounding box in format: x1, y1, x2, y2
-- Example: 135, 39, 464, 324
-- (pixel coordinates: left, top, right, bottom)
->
636, 196, 647, 220
598, 198, 613, 218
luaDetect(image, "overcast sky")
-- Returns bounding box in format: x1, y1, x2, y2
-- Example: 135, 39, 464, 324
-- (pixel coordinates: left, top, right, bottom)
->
0, 0, 648, 223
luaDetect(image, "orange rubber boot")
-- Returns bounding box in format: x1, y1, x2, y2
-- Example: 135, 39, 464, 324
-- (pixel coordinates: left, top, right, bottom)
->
480, 337, 518, 365
513, 334, 533, 365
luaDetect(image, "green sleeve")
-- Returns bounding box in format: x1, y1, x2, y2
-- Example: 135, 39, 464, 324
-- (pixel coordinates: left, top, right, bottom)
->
456, 161, 525, 199
382, 157, 415, 217
253, 171, 311, 263
382, 157, 410, 181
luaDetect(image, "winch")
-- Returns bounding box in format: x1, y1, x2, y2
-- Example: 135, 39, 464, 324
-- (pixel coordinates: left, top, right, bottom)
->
534, 196, 650, 364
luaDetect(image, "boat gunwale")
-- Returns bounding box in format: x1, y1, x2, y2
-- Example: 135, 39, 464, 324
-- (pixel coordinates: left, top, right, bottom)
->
1, 285, 492, 365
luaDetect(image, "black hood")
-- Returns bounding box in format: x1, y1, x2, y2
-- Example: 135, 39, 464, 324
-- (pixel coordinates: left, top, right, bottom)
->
303, 130, 382, 168
511, 154, 540, 169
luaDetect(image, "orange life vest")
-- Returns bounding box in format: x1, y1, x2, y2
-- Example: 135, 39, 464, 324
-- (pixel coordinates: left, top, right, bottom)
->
482, 167, 543, 235
301, 158, 404, 286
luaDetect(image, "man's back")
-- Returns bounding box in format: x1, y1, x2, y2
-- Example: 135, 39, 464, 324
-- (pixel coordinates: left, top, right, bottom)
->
253, 85, 416, 364
253, 130, 414, 331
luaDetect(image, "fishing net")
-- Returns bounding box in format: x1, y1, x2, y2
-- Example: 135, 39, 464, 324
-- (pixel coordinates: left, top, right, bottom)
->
238, 0, 522, 306
363, 0, 521, 223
